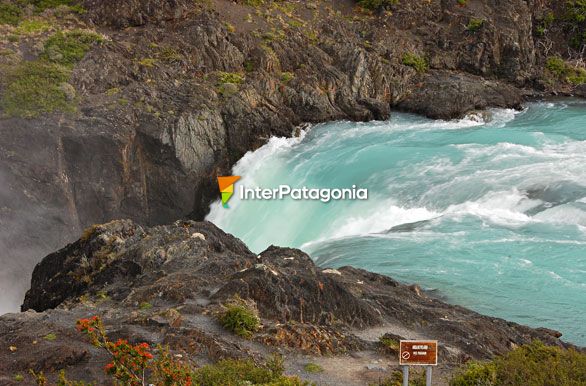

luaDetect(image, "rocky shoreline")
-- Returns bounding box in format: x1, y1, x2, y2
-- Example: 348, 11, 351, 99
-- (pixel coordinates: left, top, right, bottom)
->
2, 0, 586, 310
0, 219, 578, 385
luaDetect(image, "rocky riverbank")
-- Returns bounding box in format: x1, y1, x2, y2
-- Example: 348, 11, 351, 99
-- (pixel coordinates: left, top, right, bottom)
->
0, 219, 576, 385
1, 0, 586, 309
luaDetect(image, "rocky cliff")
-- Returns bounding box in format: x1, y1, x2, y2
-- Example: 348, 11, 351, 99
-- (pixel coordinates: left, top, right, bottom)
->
0, 220, 574, 385
0, 0, 583, 310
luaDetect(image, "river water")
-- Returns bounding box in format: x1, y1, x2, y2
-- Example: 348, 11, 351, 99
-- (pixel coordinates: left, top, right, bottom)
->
207, 100, 586, 345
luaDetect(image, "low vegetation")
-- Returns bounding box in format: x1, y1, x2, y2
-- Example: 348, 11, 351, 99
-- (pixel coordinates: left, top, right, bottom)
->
0, 3, 22, 25
41, 30, 103, 67
0, 61, 73, 118
0, 0, 83, 26
27, 316, 308, 385
563, 0, 586, 49
450, 340, 586, 386
217, 71, 245, 85
466, 18, 484, 32
356, 0, 399, 11
303, 363, 323, 373
379, 336, 400, 354
402, 52, 428, 73
546, 56, 586, 84
1, 29, 101, 118
218, 296, 261, 338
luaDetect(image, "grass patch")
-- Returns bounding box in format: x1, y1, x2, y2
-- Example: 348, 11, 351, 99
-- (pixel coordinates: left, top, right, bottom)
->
402, 52, 428, 73
41, 30, 102, 67
138, 58, 157, 67
15, 19, 53, 35
450, 340, 586, 386
194, 358, 308, 385
466, 18, 484, 32
280, 71, 294, 83
303, 363, 323, 373
0, 3, 23, 25
217, 71, 244, 84
0, 61, 73, 118
158, 46, 182, 63
356, 0, 399, 11
546, 56, 586, 84
44, 332, 57, 341
139, 301, 153, 310
218, 296, 260, 339
379, 336, 400, 353
0, 0, 83, 25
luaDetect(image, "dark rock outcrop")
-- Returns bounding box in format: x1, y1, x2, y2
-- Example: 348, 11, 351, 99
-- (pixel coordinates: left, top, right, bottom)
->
0, 220, 573, 384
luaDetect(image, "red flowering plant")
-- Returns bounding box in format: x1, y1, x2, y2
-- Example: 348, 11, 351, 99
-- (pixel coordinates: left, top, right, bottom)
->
76, 316, 193, 386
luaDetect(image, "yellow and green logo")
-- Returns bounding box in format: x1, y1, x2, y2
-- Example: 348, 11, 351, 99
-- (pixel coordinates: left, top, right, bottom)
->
217, 176, 241, 208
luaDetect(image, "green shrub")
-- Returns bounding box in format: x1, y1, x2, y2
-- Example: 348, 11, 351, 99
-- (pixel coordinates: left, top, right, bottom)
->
138, 58, 157, 67
303, 363, 323, 373
450, 341, 586, 386
44, 332, 58, 341
402, 52, 428, 73
564, 1, 586, 48
41, 30, 103, 67
0, 61, 73, 118
466, 18, 484, 32
379, 336, 400, 353
457, 0, 468, 6
244, 60, 255, 72
217, 71, 244, 84
280, 71, 294, 83
30, 0, 76, 12
0, 3, 22, 25
218, 297, 260, 338
378, 370, 427, 386
566, 0, 586, 23
356, 0, 399, 11
15, 19, 53, 35
194, 358, 309, 385
546, 56, 586, 84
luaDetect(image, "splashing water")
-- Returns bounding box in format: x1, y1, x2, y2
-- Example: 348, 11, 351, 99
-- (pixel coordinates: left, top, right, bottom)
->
207, 100, 586, 345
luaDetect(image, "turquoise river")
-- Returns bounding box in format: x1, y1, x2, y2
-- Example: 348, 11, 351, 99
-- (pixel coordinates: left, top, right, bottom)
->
207, 100, 586, 345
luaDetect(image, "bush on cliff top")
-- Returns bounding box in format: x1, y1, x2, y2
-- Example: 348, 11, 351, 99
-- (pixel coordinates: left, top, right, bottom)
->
0, 61, 72, 118
0, 0, 83, 26
356, 0, 399, 11
450, 340, 586, 386
41, 30, 103, 67
1, 30, 101, 118
218, 296, 261, 338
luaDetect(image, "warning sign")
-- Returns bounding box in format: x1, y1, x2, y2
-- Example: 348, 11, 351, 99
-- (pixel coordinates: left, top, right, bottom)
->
399, 340, 438, 366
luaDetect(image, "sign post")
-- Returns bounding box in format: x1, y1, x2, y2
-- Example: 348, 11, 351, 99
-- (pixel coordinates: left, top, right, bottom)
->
399, 340, 438, 386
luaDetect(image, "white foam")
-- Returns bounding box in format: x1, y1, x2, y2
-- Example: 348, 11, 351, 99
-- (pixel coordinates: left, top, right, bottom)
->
328, 200, 440, 239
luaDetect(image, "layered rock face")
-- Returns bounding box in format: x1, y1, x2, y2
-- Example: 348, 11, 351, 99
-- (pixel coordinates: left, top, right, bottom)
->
0, 220, 571, 384
0, 0, 575, 307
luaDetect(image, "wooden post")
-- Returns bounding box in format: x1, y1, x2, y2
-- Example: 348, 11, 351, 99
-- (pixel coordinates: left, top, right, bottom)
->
426, 365, 432, 386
